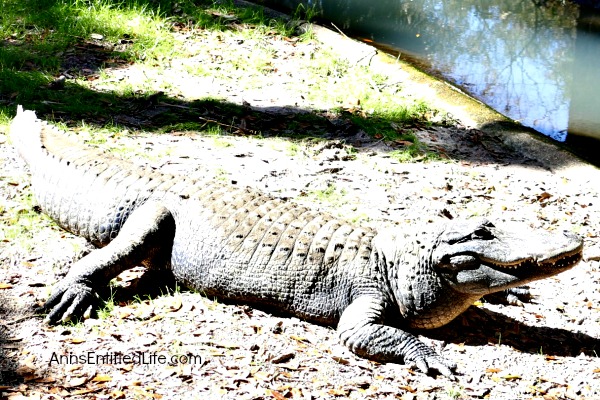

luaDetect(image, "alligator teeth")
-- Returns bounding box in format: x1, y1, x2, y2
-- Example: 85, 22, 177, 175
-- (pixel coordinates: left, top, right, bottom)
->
491, 261, 525, 270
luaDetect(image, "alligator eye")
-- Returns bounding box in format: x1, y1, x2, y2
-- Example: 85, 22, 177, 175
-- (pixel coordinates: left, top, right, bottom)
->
472, 228, 494, 240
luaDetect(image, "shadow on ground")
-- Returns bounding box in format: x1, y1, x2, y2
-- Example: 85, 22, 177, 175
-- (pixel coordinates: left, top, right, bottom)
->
109, 267, 600, 361
427, 305, 599, 359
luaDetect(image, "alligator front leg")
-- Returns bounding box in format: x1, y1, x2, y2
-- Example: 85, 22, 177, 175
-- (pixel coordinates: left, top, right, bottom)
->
337, 295, 456, 376
43, 201, 175, 324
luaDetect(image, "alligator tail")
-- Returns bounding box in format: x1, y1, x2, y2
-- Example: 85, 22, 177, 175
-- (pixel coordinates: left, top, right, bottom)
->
9, 105, 44, 166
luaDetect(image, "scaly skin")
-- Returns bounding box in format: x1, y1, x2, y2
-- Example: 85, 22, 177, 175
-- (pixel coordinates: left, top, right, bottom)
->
10, 107, 584, 375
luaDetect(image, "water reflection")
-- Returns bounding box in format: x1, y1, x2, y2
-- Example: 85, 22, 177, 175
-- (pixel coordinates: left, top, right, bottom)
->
267, 0, 600, 158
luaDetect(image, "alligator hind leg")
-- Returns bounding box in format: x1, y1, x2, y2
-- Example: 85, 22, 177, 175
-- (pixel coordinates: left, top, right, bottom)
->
43, 201, 175, 324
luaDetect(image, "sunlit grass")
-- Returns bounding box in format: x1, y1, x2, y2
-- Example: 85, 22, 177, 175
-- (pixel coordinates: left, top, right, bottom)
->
0, 0, 442, 164
0, 181, 52, 252
0, 0, 176, 68
0, 0, 309, 120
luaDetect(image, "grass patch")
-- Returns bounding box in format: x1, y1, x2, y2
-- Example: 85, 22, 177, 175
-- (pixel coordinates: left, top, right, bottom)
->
389, 134, 442, 162
0, 0, 175, 69
0, 0, 307, 120
307, 183, 347, 204
0, 178, 56, 253
0, 191, 41, 245
97, 287, 116, 320
0, 0, 445, 159
347, 106, 428, 141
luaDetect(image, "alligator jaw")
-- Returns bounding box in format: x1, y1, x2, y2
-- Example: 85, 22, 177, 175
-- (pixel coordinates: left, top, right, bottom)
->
482, 241, 583, 272
473, 245, 583, 288
433, 218, 584, 295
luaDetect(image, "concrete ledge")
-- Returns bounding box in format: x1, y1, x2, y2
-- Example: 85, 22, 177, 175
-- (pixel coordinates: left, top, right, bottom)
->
237, 0, 599, 176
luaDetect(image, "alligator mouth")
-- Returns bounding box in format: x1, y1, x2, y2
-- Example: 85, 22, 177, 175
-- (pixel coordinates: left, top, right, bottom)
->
485, 248, 583, 272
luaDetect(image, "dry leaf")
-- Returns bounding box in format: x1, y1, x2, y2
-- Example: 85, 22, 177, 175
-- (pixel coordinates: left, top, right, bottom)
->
66, 376, 89, 387
92, 374, 112, 382
0, 282, 13, 289
167, 297, 182, 312
332, 356, 350, 365
502, 373, 521, 381
21, 372, 38, 382
398, 385, 417, 393
266, 389, 286, 400
328, 388, 349, 395
537, 192, 552, 202
271, 352, 294, 364
289, 335, 309, 343
147, 314, 164, 322
71, 387, 101, 396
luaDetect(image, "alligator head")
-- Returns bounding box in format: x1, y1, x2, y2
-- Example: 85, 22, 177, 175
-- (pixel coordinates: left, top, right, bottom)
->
433, 218, 583, 295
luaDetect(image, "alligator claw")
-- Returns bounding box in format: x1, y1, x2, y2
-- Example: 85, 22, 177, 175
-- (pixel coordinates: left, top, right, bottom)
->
407, 350, 457, 377
504, 286, 533, 306
485, 286, 533, 307
43, 281, 99, 324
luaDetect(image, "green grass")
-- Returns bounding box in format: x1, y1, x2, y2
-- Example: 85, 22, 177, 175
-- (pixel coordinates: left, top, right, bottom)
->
0, 181, 52, 251
0, 0, 305, 120
389, 135, 442, 162
97, 287, 116, 320
307, 183, 347, 204
0, 0, 175, 68
445, 385, 464, 400
0, 0, 445, 157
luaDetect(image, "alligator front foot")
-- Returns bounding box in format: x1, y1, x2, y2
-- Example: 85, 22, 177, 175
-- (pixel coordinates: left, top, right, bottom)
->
42, 280, 100, 324
338, 296, 457, 376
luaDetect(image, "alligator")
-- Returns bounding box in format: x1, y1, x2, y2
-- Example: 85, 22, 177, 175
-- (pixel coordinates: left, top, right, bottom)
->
10, 106, 583, 375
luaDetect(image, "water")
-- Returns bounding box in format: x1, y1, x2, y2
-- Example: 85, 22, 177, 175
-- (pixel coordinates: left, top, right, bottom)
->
265, 0, 600, 163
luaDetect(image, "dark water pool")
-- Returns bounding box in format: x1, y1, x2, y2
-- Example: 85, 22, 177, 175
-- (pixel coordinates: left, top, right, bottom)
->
264, 0, 600, 163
